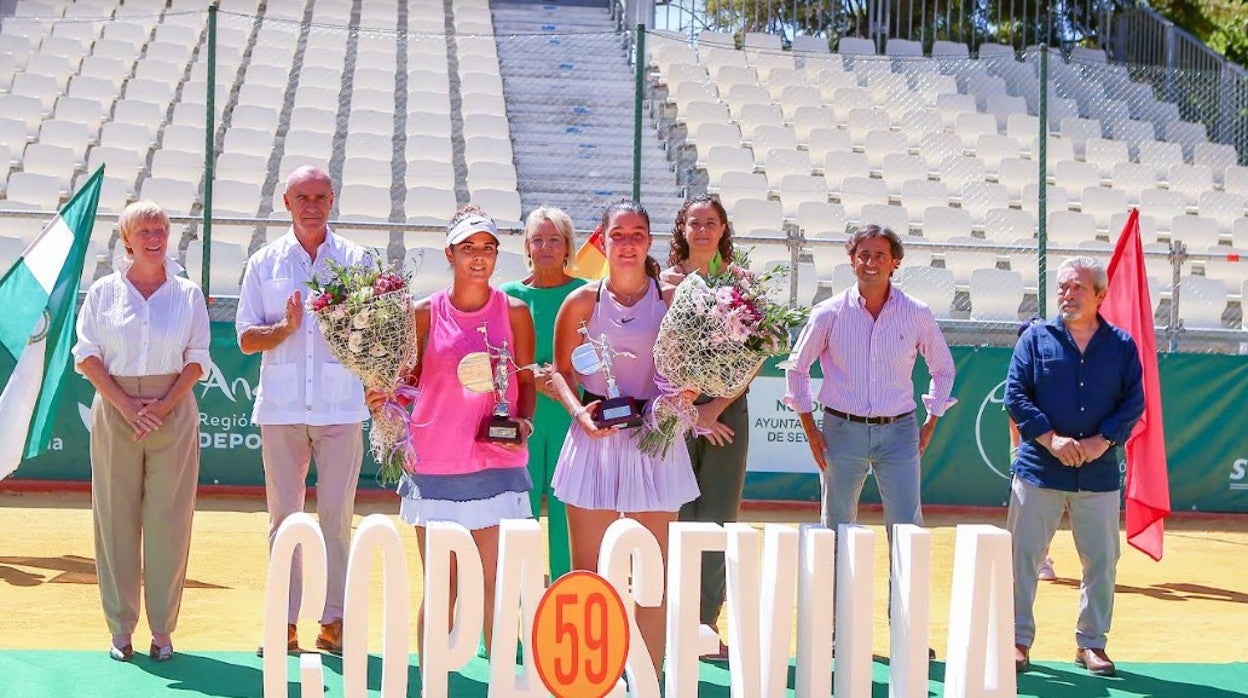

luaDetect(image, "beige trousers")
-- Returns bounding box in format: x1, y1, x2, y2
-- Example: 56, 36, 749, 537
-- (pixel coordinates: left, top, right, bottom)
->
260, 423, 363, 624
90, 374, 199, 635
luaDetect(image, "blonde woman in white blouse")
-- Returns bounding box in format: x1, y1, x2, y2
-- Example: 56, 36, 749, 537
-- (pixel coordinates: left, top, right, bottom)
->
73, 201, 212, 663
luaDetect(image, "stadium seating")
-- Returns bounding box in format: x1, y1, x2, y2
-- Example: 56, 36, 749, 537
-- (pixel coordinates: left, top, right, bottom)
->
0, 1, 1242, 331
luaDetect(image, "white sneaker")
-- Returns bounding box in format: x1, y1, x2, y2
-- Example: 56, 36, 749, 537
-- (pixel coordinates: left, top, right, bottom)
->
1038, 557, 1056, 580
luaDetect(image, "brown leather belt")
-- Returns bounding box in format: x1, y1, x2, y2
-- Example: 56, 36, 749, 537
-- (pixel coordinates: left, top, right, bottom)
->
823, 407, 913, 425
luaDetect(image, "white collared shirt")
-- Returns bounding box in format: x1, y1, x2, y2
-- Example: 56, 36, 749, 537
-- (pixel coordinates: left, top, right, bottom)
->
235, 227, 372, 426
73, 256, 214, 377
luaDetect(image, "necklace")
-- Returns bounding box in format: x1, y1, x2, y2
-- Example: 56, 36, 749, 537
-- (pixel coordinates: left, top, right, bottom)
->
607, 278, 648, 305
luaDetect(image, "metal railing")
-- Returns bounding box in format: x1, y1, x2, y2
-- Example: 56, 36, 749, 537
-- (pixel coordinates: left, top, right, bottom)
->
650, 0, 1121, 52
1113, 4, 1248, 162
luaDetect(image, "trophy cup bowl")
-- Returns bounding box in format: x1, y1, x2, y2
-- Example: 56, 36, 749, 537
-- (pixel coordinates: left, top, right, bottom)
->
571, 341, 644, 429
457, 351, 523, 444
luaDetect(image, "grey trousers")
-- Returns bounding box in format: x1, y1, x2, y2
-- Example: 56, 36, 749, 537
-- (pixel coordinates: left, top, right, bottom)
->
1007, 476, 1121, 650
678, 394, 750, 626
261, 423, 363, 624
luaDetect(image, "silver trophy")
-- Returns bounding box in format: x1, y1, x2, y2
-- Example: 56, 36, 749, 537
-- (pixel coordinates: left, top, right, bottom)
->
457, 322, 529, 443
571, 322, 644, 428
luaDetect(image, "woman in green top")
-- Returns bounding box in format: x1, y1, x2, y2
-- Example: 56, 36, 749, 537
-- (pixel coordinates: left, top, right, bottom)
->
660, 194, 752, 660
500, 206, 586, 581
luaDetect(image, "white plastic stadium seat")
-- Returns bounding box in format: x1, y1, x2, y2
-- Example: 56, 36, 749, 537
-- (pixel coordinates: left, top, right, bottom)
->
184, 240, 247, 295
731, 198, 784, 237
893, 266, 955, 318
139, 177, 198, 215
969, 268, 1024, 321
1175, 275, 1227, 329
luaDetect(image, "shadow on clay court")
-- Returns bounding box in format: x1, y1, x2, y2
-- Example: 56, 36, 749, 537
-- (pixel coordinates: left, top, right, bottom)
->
1050, 577, 1248, 604
0, 554, 227, 589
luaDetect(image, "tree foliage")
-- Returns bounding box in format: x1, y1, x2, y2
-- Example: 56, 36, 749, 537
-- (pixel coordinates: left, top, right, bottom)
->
1151, 0, 1248, 65
693, 0, 1247, 66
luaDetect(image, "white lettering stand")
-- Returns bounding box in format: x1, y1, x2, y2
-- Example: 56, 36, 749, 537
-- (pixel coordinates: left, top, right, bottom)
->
757, 525, 799, 698
488, 518, 546, 697
422, 521, 484, 698
795, 524, 835, 698
300, 654, 323, 698
263, 513, 327, 698
944, 525, 1015, 698
835, 524, 875, 698
889, 524, 932, 698
600, 518, 665, 698
665, 522, 725, 698
343, 515, 409, 698
724, 523, 761, 698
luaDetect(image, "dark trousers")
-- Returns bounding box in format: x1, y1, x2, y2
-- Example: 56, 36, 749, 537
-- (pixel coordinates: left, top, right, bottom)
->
678, 394, 750, 626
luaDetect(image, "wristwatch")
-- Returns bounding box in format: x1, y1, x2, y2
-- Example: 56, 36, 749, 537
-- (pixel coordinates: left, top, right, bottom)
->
1102, 435, 1117, 447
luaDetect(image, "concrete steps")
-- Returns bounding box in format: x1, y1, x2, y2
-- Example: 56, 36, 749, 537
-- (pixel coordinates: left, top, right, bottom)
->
491, 0, 681, 228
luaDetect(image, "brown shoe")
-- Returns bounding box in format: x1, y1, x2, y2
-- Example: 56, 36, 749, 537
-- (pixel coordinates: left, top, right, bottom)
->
256, 623, 298, 657
1014, 644, 1031, 672
1075, 647, 1116, 676
316, 618, 343, 654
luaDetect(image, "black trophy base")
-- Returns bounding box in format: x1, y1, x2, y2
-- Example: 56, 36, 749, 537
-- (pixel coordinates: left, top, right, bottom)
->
592, 396, 644, 429
477, 415, 523, 443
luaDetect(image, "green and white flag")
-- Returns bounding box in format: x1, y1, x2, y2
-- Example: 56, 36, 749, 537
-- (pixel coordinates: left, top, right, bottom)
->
0, 166, 103, 481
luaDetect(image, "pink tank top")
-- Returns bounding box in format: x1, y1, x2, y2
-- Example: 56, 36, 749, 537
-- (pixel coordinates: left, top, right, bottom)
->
580, 279, 666, 401
408, 288, 527, 476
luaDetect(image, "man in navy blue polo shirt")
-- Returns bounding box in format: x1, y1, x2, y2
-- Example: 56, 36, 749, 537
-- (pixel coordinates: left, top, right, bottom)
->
1005, 256, 1144, 677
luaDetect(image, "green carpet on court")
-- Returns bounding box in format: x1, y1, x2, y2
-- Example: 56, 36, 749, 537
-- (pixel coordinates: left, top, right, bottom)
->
1, 651, 1245, 697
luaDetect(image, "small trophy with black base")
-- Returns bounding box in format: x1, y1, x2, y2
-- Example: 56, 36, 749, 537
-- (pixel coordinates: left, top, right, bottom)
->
457, 323, 529, 444
571, 323, 644, 429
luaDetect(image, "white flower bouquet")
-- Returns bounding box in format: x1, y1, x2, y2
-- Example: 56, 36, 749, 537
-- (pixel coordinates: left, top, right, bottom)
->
307, 257, 418, 485
639, 263, 809, 456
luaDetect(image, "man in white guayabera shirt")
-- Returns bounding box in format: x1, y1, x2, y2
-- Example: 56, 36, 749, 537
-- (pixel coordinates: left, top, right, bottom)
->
784, 224, 957, 542
236, 166, 371, 656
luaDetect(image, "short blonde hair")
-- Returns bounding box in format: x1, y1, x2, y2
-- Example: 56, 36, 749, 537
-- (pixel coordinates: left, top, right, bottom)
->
522, 205, 576, 269
118, 201, 170, 256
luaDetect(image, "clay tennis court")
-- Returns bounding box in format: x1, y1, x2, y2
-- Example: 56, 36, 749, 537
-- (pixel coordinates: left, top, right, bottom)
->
1, 488, 1245, 696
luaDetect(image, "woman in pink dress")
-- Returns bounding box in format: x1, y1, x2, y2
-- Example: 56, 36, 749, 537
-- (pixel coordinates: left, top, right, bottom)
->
367, 205, 536, 656
546, 200, 706, 675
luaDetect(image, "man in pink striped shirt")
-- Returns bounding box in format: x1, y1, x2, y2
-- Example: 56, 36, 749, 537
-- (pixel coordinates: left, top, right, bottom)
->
784, 225, 957, 537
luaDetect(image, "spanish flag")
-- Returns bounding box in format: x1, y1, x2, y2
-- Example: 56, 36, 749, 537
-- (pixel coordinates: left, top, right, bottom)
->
568, 224, 607, 280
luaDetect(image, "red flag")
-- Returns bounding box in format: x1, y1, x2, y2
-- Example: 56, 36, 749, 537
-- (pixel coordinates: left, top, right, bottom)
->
569, 224, 608, 280
1102, 209, 1170, 561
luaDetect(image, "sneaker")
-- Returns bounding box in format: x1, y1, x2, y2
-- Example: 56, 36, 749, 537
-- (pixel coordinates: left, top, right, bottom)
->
316, 619, 344, 654
1038, 557, 1056, 581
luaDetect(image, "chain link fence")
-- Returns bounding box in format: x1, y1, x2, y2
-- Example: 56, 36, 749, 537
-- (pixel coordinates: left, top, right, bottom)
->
0, 4, 1244, 352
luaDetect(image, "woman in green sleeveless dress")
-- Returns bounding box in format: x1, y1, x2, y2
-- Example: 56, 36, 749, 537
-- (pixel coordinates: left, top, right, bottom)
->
499, 206, 586, 581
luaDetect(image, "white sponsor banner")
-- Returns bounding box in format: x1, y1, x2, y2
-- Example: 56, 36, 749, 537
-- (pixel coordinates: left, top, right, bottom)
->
745, 376, 821, 474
